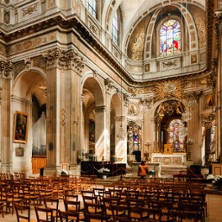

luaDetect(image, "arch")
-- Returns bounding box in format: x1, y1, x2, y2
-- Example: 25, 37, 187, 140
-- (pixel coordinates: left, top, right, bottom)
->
110, 93, 122, 117
144, 3, 198, 59
81, 74, 105, 107
13, 69, 47, 105
124, 0, 202, 55
154, 99, 186, 153
12, 68, 47, 175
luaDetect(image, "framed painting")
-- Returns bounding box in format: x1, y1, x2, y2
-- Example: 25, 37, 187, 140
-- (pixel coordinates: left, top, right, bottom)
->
13, 111, 29, 143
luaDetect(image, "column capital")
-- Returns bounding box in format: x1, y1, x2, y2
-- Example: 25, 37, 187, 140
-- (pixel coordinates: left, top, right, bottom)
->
42, 48, 86, 73
0, 60, 13, 79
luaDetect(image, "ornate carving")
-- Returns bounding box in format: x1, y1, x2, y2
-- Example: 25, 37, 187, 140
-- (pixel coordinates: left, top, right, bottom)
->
162, 60, 178, 68
60, 108, 66, 126
33, 56, 46, 70
4, 10, 10, 24
155, 100, 185, 123
123, 93, 129, 106
0, 60, 13, 79
105, 78, 114, 94
128, 86, 152, 95
88, 20, 99, 37
131, 32, 145, 60
48, 0, 55, 8
193, 13, 206, 48
14, 62, 26, 79
154, 80, 182, 101
22, 3, 38, 16
128, 104, 138, 116
10, 33, 56, 55
24, 58, 31, 71
42, 48, 85, 72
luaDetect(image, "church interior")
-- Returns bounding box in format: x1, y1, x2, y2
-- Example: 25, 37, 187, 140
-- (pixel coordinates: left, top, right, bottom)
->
0, 0, 222, 221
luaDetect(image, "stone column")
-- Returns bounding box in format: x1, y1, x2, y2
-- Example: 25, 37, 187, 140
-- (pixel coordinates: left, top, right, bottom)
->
0, 60, 13, 172
95, 105, 107, 161
43, 48, 85, 175
115, 115, 127, 163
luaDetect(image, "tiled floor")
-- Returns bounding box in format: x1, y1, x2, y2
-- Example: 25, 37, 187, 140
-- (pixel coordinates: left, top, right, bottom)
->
0, 193, 222, 221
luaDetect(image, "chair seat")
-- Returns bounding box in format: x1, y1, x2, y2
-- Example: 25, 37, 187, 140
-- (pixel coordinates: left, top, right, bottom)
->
20, 220, 37, 222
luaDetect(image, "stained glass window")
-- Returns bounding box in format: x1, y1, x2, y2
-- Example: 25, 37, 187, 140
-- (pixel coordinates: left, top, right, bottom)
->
112, 12, 119, 45
168, 119, 186, 152
127, 124, 141, 154
160, 19, 181, 56
86, 0, 97, 18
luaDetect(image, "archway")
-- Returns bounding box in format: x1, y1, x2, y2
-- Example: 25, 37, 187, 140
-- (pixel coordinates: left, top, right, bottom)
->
155, 100, 186, 153
81, 77, 105, 161
12, 70, 47, 175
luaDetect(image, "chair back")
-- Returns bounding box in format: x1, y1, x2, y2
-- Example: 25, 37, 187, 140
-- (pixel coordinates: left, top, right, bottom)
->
14, 203, 30, 222
35, 206, 54, 222
59, 210, 79, 222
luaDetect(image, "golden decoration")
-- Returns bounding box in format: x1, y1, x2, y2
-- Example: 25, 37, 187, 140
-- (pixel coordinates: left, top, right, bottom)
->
154, 79, 182, 101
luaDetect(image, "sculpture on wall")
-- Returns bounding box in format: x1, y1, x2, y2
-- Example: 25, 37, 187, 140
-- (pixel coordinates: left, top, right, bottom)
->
154, 79, 183, 102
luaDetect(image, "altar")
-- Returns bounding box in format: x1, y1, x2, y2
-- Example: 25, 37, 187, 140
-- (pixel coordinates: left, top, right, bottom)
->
151, 153, 187, 177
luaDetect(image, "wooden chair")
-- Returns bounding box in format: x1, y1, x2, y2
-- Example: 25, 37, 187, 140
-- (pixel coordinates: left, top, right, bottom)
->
110, 205, 131, 222
35, 206, 54, 222
0, 201, 4, 218
63, 200, 81, 213
14, 203, 36, 222
63, 194, 78, 202
44, 198, 59, 222
59, 210, 79, 222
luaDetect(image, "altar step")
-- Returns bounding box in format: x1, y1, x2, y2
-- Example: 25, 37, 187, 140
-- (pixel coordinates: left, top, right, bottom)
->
160, 165, 187, 177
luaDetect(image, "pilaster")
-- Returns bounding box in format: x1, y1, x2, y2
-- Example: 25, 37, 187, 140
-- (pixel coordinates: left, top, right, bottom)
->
0, 59, 13, 172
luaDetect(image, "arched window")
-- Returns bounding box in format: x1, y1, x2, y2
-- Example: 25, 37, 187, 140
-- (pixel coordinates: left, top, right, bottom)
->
160, 19, 181, 56
86, 0, 97, 18
112, 11, 119, 45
